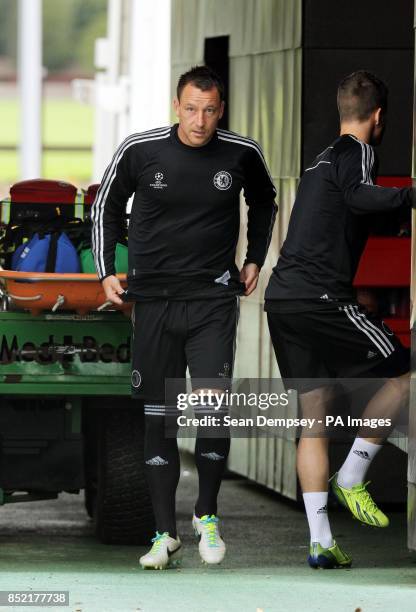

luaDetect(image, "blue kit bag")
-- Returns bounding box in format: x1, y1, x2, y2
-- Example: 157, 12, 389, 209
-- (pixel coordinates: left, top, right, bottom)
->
11, 231, 80, 273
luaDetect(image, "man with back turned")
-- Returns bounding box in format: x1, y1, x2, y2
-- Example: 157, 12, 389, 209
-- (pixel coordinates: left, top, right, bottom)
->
265, 71, 413, 569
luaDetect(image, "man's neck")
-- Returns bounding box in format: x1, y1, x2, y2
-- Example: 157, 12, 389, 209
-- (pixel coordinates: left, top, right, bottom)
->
340, 121, 371, 144
177, 124, 214, 148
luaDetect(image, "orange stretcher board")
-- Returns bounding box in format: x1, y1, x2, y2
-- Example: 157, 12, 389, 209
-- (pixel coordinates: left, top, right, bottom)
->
0, 271, 130, 316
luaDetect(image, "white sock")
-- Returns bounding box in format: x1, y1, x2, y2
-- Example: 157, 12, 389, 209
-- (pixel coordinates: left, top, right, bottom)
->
303, 492, 333, 548
337, 437, 382, 489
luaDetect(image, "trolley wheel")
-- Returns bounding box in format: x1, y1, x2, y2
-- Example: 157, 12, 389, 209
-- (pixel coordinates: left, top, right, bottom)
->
83, 398, 155, 544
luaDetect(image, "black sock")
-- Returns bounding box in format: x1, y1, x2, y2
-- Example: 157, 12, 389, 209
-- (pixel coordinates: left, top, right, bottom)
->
144, 413, 180, 538
194, 433, 230, 517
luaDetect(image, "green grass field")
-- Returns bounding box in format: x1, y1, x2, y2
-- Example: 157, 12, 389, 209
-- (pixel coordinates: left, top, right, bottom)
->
0, 97, 94, 189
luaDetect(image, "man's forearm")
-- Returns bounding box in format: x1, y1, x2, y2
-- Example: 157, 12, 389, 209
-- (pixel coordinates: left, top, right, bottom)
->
245, 200, 277, 267
345, 184, 414, 214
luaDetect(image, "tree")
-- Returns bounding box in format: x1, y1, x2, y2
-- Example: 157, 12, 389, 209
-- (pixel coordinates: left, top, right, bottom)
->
0, 0, 108, 75
75, 9, 107, 72
42, 0, 77, 72
0, 0, 17, 60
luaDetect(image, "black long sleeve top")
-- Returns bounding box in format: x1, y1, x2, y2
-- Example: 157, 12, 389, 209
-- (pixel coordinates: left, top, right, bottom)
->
92, 124, 277, 300
265, 134, 413, 306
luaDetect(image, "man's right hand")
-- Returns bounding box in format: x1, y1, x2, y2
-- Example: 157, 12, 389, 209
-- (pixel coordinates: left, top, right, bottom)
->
101, 275, 125, 305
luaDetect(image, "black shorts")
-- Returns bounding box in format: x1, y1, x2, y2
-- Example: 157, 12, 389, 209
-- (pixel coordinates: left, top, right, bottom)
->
131, 298, 239, 404
267, 301, 409, 394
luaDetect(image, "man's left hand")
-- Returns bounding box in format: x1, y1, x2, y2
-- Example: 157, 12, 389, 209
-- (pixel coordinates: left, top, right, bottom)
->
240, 263, 260, 296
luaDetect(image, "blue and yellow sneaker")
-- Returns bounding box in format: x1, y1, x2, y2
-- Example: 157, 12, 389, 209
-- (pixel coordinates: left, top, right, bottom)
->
139, 531, 182, 570
308, 540, 352, 569
330, 472, 389, 527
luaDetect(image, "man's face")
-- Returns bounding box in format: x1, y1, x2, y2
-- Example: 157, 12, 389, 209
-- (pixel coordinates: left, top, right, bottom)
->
174, 83, 224, 147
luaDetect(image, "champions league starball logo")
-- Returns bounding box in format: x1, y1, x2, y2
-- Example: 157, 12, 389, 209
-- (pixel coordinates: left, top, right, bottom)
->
150, 171, 168, 189
213, 171, 232, 190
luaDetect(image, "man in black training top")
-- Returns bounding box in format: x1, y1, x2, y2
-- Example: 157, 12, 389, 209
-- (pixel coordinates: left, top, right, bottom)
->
265, 71, 413, 569
92, 66, 276, 569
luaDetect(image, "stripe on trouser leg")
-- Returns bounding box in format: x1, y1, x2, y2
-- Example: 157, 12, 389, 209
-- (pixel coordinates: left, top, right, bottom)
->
144, 404, 179, 416
348, 305, 393, 355
352, 306, 395, 352
194, 405, 229, 412
343, 307, 389, 358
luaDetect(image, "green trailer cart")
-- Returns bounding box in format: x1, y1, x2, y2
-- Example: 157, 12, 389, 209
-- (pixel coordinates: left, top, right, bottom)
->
0, 180, 154, 544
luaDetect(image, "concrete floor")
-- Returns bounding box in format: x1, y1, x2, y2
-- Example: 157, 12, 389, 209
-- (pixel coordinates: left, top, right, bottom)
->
0, 455, 414, 612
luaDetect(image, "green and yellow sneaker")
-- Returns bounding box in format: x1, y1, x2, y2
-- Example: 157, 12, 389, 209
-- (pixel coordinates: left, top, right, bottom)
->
308, 540, 352, 569
330, 472, 389, 527
139, 532, 182, 570
193, 514, 226, 564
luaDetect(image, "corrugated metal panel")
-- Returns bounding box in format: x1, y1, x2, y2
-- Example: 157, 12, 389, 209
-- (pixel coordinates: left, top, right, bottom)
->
172, 0, 301, 499
229, 51, 301, 178
172, 0, 301, 64
227, 387, 298, 499
229, 0, 302, 56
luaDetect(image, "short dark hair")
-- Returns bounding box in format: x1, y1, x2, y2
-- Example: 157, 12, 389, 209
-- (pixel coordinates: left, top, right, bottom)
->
337, 71, 388, 122
177, 65, 225, 101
